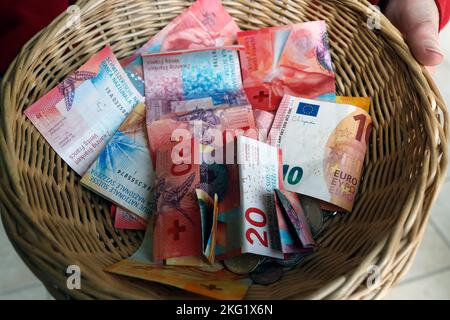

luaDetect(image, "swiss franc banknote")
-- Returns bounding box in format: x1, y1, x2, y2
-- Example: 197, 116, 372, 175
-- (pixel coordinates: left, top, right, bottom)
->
237, 136, 283, 259
253, 109, 275, 142
146, 104, 257, 162
143, 47, 248, 122
143, 47, 255, 163
25, 46, 144, 175
238, 21, 336, 111
121, 0, 240, 95
105, 220, 251, 300
268, 95, 372, 212
274, 189, 315, 251
152, 139, 203, 261
196, 189, 219, 263
336, 96, 371, 113
208, 162, 242, 260
81, 103, 156, 219
274, 191, 304, 253
104, 260, 251, 300
112, 205, 147, 230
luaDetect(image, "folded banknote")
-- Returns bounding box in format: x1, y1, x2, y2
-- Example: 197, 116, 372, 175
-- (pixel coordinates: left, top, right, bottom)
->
112, 205, 148, 231
237, 136, 284, 259
238, 21, 336, 111
105, 219, 251, 300
143, 47, 248, 122
122, 0, 240, 95
274, 189, 315, 251
268, 95, 372, 212
81, 102, 156, 219
25, 46, 144, 175
152, 139, 203, 261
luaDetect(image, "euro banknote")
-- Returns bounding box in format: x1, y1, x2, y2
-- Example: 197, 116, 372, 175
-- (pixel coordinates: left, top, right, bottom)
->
81, 102, 156, 219
24, 46, 144, 175
268, 95, 372, 212
122, 0, 240, 95
238, 21, 336, 111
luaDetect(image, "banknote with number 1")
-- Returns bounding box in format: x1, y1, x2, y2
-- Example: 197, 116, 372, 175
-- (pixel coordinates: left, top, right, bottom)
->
268, 95, 372, 212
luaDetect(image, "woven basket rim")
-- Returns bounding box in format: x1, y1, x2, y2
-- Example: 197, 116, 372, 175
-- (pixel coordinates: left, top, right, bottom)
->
0, 0, 448, 300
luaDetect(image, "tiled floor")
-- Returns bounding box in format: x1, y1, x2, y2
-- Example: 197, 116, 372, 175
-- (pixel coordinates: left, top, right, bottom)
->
1, 25, 450, 301
384, 26, 450, 300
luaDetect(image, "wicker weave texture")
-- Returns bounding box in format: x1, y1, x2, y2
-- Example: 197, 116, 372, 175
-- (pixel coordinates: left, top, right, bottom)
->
0, 0, 448, 300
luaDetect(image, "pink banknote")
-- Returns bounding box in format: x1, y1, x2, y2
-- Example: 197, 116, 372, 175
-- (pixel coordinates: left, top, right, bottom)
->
24, 46, 144, 175
122, 0, 240, 95
152, 139, 203, 261
112, 205, 147, 230
238, 21, 336, 111
253, 109, 275, 142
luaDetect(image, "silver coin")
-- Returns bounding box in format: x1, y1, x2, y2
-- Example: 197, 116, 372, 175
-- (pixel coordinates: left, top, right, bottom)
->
198, 261, 225, 272
300, 196, 323, 237
275, 253, 306, 269
250, 262, 284, 285
224, 253, 263, 275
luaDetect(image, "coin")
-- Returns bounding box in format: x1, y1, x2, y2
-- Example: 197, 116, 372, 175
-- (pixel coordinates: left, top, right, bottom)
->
300, 196, 323, 237
275, 253, 306, 269
250, 262, 284, 285
198, 261, 225, 272
223, 253, 263, 275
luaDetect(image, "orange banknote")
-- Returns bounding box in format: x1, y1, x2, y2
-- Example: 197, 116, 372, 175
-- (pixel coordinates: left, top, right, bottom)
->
105, 260, 252, 300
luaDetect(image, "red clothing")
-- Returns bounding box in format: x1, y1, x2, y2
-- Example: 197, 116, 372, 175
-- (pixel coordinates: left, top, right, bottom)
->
0, 0, 449, 73
371, 0, 450, 30
0, 0, 71, 73
436, 0, 450, 29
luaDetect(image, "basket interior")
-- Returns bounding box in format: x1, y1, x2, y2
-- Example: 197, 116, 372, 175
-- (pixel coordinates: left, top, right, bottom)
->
0, 0, 447, 300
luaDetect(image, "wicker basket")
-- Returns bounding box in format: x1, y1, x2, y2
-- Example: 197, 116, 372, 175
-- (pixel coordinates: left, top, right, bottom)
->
0, 0, 448, 300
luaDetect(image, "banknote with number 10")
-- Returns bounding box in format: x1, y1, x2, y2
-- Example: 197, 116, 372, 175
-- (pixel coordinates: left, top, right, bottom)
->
25, 46, 144, 175
268, 95, 372, 212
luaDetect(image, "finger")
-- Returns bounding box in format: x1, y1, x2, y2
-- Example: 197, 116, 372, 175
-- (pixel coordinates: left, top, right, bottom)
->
385, 0, 443, 66
406, 14, 443, 66
425, 65, 436, 75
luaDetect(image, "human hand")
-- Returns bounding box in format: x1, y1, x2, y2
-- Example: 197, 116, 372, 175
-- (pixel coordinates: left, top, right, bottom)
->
383, 0, 444, 67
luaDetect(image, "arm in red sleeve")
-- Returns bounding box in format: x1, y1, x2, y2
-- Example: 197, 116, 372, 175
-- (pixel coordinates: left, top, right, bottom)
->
0, 0, 70, 74
435, 0, 450, 30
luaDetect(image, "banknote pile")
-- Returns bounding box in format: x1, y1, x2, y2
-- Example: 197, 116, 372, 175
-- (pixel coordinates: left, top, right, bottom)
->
24, 0, 372, 300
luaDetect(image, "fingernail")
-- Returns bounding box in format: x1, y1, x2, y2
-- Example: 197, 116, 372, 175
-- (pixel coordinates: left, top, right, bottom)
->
424, 40, 444, 57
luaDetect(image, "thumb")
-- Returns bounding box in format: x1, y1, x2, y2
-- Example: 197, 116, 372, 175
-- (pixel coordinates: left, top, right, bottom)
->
385, 0, 444, 66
